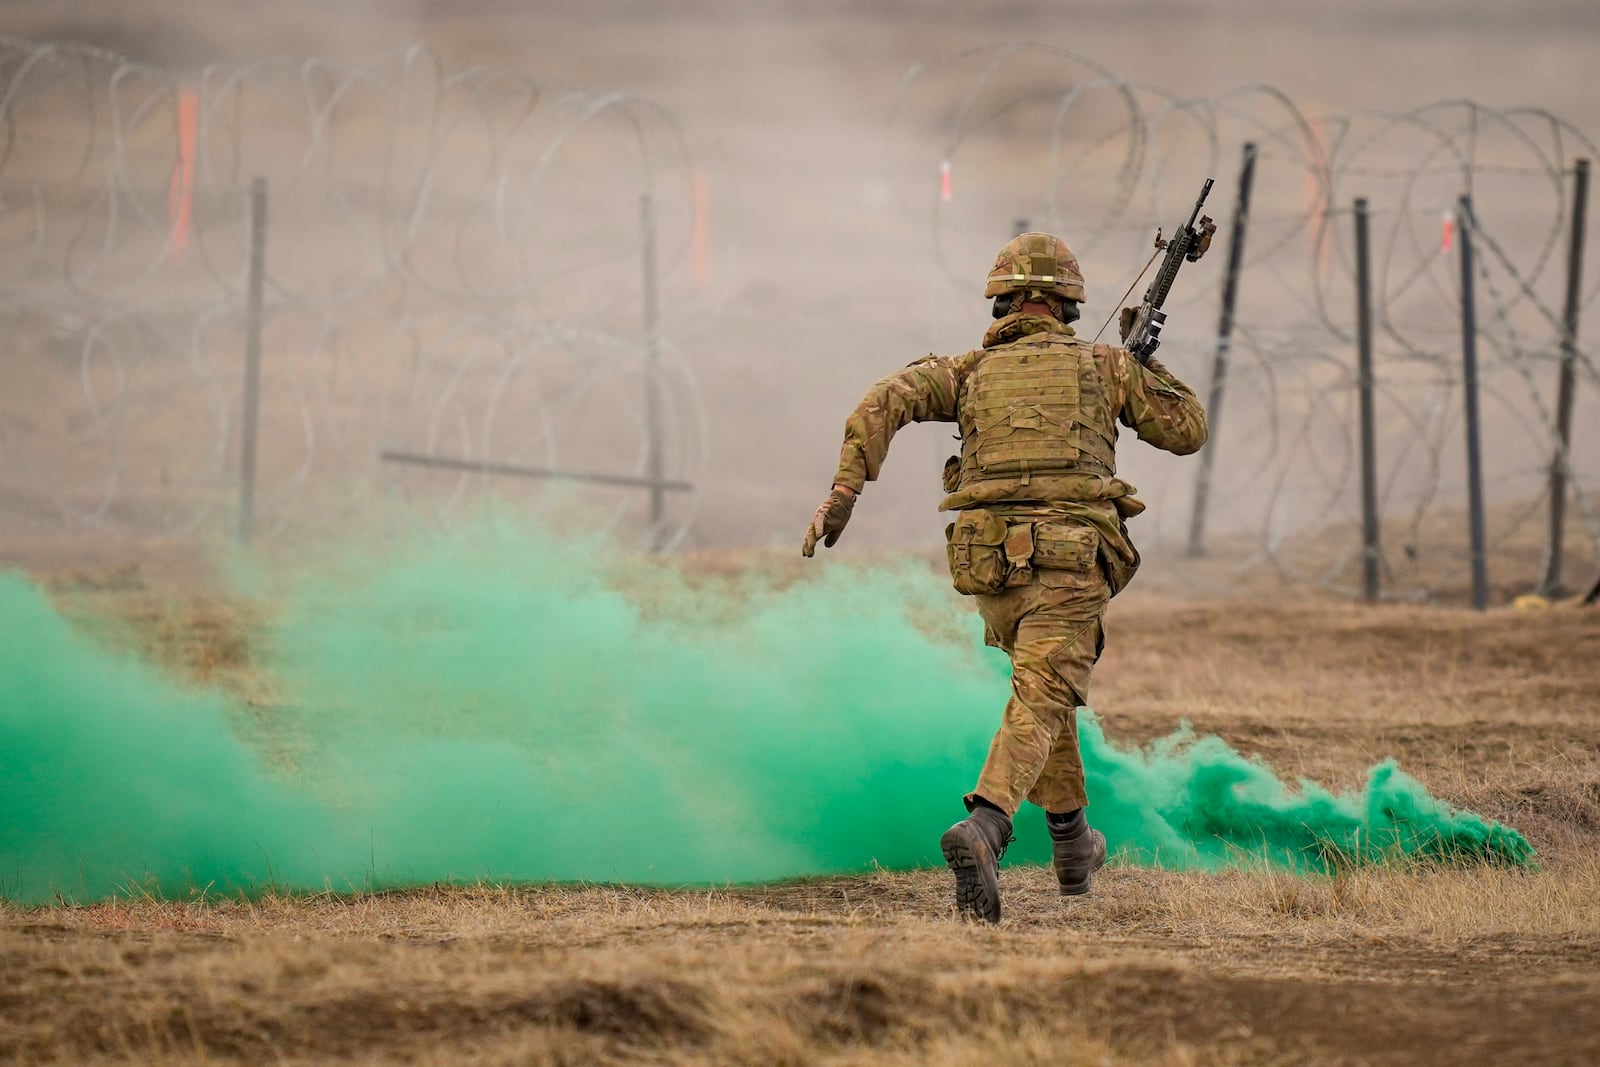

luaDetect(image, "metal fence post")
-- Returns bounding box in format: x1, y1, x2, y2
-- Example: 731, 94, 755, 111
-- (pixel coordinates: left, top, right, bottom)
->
640, 192, 665, 551
239, 176, 267, 545
1457, 195, 1489, 610
1353, 197, 1380, 602
1538, 157, 1590, 596
1187, 141, 1256, 557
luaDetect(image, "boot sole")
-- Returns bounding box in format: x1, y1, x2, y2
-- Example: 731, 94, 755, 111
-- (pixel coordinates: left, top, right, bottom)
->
940, 825, 1001, 923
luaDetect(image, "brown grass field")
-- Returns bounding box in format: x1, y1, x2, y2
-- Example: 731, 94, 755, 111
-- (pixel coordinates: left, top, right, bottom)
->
3, 1, 1600, 1063
4, 577, 1598, 1066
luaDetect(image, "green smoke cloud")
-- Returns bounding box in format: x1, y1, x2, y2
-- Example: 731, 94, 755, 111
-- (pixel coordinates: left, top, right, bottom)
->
0, 520, 1530, 904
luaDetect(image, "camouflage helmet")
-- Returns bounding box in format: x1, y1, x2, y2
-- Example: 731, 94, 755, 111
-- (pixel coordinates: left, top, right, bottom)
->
984, 232, 1085, 303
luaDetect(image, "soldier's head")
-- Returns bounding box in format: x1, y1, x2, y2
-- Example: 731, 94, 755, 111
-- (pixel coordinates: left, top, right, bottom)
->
986, 232, 1083, 324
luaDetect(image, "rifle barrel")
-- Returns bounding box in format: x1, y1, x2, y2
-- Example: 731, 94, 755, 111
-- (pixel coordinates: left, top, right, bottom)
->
1186, 178, 1215, 229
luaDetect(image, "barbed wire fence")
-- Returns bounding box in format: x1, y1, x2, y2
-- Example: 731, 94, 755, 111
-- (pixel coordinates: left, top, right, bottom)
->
888, 44, 1600, 603
0, 37, 711, 555
5, 36, 1597, 603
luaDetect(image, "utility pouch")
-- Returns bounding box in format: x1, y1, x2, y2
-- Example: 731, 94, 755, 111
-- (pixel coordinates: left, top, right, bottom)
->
944, 509, 1010, 595
1104, 537, 1141, 597
1032, 522, 1097, 571
1003, 522, 1035, 588
1112, 493, 1147, 519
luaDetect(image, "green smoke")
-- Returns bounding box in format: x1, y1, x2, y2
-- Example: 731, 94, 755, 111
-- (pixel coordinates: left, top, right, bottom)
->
0, 520, 1530, 904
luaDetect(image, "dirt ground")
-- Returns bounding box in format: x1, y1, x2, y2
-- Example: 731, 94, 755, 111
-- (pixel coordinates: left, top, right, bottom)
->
4, 578, 1598, 1066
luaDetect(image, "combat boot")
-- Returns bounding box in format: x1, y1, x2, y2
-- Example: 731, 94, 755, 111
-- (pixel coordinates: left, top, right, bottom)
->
940, 800, 1014, 923
1046, 809, 1106, 896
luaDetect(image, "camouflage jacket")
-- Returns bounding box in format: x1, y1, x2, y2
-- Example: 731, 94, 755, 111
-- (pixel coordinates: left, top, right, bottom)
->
830, 313, 1208, 567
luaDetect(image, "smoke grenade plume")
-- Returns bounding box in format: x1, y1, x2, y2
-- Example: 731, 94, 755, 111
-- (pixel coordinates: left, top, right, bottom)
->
0, 518, 1530, 904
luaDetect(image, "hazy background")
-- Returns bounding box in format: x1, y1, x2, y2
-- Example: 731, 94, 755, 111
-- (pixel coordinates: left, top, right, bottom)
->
2, 0, 1597, 598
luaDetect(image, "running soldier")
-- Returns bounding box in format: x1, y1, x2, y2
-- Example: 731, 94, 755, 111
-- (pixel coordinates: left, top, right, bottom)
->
802, 232, 1208, 922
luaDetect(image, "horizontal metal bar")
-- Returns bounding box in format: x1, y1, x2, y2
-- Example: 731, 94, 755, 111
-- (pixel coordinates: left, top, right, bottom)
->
379, 449, 692, 493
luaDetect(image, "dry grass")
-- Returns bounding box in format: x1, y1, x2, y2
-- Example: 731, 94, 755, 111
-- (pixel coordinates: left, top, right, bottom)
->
5, 864, 1600, 1064
4, 568, 1600, 1064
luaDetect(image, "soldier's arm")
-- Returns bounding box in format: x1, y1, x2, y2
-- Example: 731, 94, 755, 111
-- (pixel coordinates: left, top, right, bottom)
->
1117, 351, 1209, 456
832, 355, 971, 492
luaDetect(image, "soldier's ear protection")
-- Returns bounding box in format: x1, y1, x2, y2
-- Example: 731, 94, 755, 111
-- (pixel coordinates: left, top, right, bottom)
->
994, 292, 1082, 324
995, 288, 1054, 317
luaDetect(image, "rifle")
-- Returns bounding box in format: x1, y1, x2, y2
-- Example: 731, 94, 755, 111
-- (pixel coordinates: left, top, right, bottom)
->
1119, 179, 1217, 364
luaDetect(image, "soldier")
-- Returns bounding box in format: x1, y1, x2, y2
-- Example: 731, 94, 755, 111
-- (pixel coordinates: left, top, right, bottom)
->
801, 233, 1207, 923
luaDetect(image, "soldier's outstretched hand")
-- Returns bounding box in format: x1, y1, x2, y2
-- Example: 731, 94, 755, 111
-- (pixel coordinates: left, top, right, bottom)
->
801, 486, 856, 557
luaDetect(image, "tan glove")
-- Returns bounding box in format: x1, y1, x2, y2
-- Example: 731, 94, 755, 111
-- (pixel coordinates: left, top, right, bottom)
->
801, 487, 856, 557
1118, 305, 1138, 343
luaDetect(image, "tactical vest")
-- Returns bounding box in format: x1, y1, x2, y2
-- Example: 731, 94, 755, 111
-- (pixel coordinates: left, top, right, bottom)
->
954, 333, 1118, 492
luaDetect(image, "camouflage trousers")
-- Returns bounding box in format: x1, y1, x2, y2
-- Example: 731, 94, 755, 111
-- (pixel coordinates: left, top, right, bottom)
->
967, 566, 1109, 816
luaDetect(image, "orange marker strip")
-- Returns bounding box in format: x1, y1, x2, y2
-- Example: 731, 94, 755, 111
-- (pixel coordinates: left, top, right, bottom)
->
166, 87, 198, 261
691, 171, 712, 286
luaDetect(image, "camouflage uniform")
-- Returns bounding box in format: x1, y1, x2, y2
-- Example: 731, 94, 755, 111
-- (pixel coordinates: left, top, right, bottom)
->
829, 311, 1207, 817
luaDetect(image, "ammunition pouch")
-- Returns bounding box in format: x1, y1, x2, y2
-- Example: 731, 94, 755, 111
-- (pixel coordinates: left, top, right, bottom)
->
944, 512, 1100, 597
945, 509, 1010, 595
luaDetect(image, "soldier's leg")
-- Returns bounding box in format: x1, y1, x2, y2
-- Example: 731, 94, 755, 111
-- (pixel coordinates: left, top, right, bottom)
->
1022, 574, 1111, 895
944, 576, 1106, 920
940, 589, 1026, 923
1025, 594, 1107, 814
967, 576, 1103, 816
